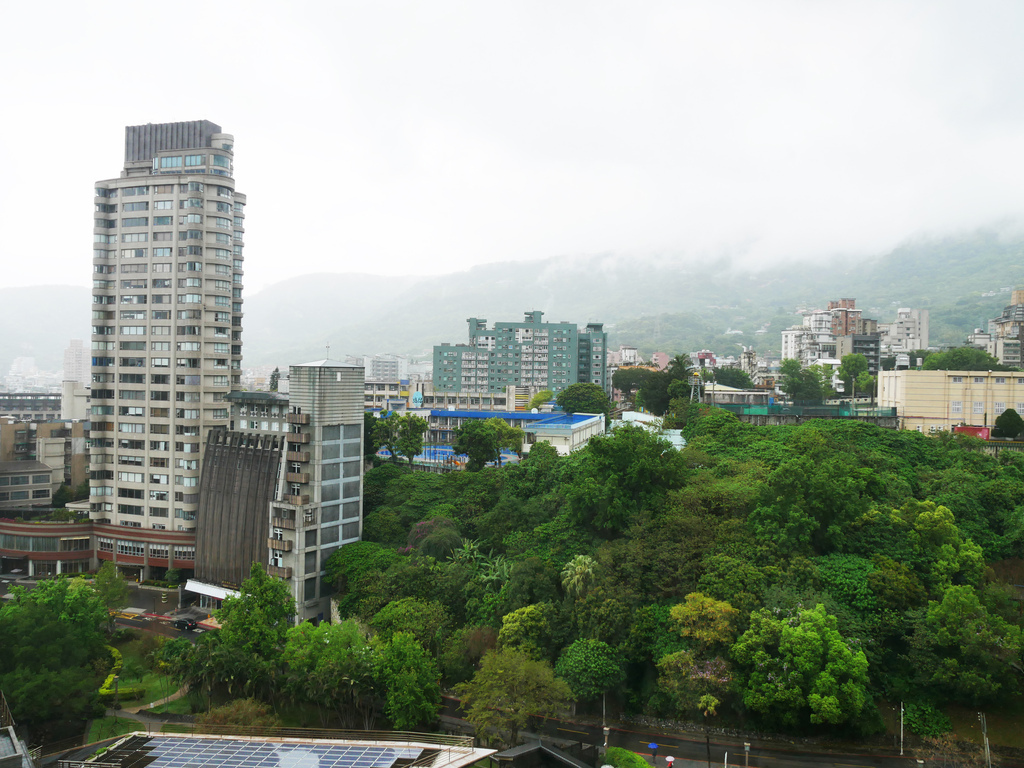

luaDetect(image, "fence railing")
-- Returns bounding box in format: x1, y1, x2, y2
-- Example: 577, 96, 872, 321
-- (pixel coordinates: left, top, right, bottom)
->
715, 403, 897, 418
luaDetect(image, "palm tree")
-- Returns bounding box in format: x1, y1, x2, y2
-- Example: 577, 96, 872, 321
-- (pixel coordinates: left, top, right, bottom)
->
560, 555, 596, 600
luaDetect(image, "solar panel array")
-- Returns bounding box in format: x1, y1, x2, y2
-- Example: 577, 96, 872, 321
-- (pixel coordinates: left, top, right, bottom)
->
141, 737, 423, 768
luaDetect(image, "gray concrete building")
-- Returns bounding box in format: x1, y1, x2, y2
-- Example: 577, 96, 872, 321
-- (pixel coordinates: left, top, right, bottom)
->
89, 120, 245, 578
190, 360, 364, 623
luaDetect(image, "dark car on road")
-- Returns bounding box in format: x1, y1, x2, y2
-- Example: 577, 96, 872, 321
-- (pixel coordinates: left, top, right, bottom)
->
172, 618, 198, 631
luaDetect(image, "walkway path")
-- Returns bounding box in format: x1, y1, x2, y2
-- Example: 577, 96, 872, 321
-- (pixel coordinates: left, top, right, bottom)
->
121, 684, 189, 714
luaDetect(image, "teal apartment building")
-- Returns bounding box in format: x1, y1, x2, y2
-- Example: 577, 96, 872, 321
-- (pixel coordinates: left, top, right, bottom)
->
433, 311, 607, 394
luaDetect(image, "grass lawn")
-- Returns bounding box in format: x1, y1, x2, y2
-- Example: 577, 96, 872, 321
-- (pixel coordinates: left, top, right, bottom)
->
112, 635, 180, 707
148, 696, 193, 716
87, 716, 141, 743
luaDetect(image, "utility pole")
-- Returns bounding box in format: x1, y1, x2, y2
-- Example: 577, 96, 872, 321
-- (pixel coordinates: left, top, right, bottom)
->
900, 701, 904, 756
979, 712, 992, 768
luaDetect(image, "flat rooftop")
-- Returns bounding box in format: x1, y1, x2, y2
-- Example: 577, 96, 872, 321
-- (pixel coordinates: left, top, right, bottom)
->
73, 732, 492, 768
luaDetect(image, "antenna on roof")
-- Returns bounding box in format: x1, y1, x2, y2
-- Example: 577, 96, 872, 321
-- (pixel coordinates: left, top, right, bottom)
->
326, 342, 330, 358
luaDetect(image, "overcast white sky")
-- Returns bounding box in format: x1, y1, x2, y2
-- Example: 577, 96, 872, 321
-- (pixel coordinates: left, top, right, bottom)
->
3, 0, 1024, 292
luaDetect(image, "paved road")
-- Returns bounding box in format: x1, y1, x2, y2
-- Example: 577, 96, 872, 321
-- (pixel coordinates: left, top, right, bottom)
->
113, 612, 207, 641
441, 697, 917, 768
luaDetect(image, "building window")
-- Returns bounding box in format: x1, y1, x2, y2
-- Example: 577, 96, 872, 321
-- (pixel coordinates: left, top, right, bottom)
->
951, 401, 963, 414
974, 377, 985, 384
973, 402, 984, 414
995, 402, 1006, 413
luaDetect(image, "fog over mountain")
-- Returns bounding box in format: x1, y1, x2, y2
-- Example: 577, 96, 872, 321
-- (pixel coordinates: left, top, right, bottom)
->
5, 226, 1022, 377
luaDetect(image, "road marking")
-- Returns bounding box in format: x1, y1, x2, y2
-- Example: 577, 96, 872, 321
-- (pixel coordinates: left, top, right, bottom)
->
558, 728, 587, 735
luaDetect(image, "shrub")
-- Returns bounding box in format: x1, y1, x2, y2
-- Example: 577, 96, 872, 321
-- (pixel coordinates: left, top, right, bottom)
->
904, 702, 952, 738
605, 747, 651, 768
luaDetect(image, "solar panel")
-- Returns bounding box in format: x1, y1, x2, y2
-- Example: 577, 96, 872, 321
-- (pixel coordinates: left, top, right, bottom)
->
138, 738, 424, 768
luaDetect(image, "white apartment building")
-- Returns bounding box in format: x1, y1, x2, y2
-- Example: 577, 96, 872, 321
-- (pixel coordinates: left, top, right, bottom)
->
879, 308, 929, 353
89, 121, 244, 578
64, 340, 89, 385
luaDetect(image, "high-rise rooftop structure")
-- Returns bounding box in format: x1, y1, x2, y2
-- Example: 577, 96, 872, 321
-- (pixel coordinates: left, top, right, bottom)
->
89, 120, 245, 580
64, 339, 88, 385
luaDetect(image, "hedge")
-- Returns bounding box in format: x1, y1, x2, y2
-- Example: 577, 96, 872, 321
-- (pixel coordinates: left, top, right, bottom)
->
605, 747, 651, 768
98, 646, 146, 703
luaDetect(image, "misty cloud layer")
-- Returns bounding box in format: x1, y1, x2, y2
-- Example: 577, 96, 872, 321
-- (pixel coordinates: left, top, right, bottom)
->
2, 1, 1024, 291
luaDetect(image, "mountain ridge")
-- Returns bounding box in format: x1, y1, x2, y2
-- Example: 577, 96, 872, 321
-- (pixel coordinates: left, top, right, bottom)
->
4, 226, 1022, 376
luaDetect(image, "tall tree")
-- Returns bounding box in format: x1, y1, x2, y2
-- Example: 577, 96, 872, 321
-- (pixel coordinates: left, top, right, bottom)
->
708, 367, 753, 389
371, 597, 450, 657
637, 355, 695, 415
911, 585, 1023, 706
364, 411, 382, 460
215, 562, 296, 698
556, 383, 612, 420
94, 561, 131, 623
528, 389, 555, 410
555, 638, 624, 722
779, 359, 827, 402
457, 648, 571, 748
487, 417, 525, 466
282, 620, 377, 727
837, 354, 869, 396
564, 425, 688, 533
923, 347, 1011, 371
453, 419, 523, 470
0, 578, 108, 724
374, 412, 402, 463
374, 632, 441, 730
994, 407, 1024, 438
731, 604, 870, 729
269, 367, 280, 392
396, 413, 430, 466
612, 368, 654, 401
560, 554, 597, 600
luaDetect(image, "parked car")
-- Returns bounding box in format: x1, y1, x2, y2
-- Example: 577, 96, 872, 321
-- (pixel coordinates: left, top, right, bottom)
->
172, 618, 197, 631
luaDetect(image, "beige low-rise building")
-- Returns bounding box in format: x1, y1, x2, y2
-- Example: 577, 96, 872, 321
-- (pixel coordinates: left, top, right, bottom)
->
878, 369, 1024, 432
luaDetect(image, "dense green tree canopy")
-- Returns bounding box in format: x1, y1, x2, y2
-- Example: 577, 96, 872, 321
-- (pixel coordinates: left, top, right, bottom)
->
453, 419, 525, 470
611, 367, 654, 400
922, 346, 1012, 371
555, 638, 624, 702
373, 632, 441, 729
732, 604, 870, 729
708, 367, 753, 389
0, 578, 107, 724
556, 383, 612, 419
994, 407, 1024, 438
457, 648, 571, 747
779, 359, 832, 402
80, 403, 1024, 741
528, 389, 555, 410
837, 354, 869, 396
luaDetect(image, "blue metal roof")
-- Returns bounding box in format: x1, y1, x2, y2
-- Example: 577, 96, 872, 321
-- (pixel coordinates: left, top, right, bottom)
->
429, 409, 549, 421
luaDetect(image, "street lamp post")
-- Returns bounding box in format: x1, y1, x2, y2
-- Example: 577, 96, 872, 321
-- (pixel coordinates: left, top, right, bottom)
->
602, 727, 609, 751
900, 701, 904, 756
743, 743, 750, 768
978, 712, 991, 768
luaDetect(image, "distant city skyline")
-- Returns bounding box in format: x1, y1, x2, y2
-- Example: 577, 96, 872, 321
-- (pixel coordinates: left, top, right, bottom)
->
4, 2, 1024, 292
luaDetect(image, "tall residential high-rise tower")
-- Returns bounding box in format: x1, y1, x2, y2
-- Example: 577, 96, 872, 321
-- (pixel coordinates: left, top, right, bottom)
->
89, 121, 245, 580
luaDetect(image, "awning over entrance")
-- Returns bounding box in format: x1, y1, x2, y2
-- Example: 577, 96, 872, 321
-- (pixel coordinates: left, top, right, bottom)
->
184, 579, 239, 601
